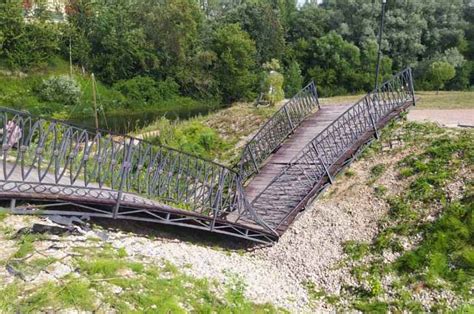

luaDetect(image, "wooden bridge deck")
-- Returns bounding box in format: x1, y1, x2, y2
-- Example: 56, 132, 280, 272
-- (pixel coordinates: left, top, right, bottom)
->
244, 104, 351, 203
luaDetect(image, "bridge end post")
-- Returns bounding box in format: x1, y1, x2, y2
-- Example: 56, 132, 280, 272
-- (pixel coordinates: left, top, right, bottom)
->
409, 68, 416, 107
365, 95, 380, 140
10, 198, 16, 212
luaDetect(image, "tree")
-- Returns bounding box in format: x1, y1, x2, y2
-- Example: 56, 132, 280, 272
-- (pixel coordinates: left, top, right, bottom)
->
288, 3, 329, 43
428, 61, 456, 94
284, 60, 303, 97
212, 23, 257, 102
135, 0, 203, 80
0, 0, 60, 69
224, 2, 285, 64
303, 32, 362, 96
67, 0, 158, 84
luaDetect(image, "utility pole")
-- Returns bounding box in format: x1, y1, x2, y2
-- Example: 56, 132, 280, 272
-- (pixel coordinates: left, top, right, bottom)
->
375, 0, 387, 91
91, 73, 99, 130
69, 36, 73, 78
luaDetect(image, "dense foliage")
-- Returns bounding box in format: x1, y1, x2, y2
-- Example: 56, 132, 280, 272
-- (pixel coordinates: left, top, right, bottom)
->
0, 0, 472, 107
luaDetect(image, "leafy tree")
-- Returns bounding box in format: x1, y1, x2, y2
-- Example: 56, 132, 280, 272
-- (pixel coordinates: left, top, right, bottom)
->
212, 23, 257, 102
135, 0, 203, 80
0, 0, 60, 69
428, 61, 456, 94
284, 60, 303, 97
67, 0, 158, 84
224, 2, 285, 63
288, 3, 329, 43
304, 32, 362, 96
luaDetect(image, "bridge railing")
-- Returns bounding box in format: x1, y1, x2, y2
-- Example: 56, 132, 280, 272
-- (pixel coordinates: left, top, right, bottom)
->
0, 108, 271, 232
251, 68, 415, 231
237, 82, 319, 182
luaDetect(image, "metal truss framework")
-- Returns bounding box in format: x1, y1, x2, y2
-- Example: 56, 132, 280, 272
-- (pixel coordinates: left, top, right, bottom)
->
0, 68, 415, 243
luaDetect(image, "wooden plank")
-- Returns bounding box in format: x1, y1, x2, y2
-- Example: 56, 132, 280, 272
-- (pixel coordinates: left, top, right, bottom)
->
244, 104, 350, 202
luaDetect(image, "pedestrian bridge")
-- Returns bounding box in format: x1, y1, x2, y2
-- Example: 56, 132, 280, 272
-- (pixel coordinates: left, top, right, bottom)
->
0, 68, 415, 243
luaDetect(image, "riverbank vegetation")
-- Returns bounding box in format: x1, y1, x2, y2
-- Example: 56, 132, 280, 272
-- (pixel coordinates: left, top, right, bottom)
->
0, 0, 472, 126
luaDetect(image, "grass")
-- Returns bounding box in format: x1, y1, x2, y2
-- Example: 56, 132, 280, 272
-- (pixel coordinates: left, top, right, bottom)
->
414, 91, 474, 109
337, 120, 474, 311
0, 239, 281, 313
320, 91, 474, 110
12, 233, 39, 259
137, 103, 279, 164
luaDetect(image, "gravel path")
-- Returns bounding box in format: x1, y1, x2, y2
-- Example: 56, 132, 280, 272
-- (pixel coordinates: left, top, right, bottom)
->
408, 109, 474, 127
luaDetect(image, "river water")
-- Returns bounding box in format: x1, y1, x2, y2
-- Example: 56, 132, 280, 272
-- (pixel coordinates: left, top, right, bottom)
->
67, 105, 215, 134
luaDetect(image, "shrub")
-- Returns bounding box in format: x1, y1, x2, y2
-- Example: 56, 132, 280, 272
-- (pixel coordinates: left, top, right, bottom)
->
261, 59, 285, 106
113, 76, 180, 106
37, 75, 81, 106
284, 60, 304, 98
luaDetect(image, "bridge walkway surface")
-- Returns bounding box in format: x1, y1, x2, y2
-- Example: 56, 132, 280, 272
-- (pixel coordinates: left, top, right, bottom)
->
0, 68, 415, 244
244, 104, 351, 203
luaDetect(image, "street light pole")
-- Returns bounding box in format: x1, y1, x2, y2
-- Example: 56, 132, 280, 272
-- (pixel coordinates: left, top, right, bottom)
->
375, 0, 387, 91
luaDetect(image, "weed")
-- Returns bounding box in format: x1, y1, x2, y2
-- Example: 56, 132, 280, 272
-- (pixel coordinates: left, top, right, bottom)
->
353, 300, 389, 313
0, 208, 8, 222
77, 258, 126, 277
59, 279, 96, 311
117, 247, 127, 258
368, 163, 386, 185
343, 241, 370, 261
304, 281, 340, 305
374, 185, 387, 198
12, 233, 39, 259
344, 169, 356, 177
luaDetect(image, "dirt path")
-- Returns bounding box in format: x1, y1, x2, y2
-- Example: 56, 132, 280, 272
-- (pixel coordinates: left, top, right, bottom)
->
408, 109, 474, 127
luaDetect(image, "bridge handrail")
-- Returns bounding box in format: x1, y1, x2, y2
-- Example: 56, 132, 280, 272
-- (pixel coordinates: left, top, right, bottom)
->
0, 106, 272, 232
251, 68, 415, 231
237, 81, 319, 182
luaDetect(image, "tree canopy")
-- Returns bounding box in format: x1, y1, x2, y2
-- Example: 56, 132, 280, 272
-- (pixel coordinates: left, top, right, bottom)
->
0, 0, 472, 102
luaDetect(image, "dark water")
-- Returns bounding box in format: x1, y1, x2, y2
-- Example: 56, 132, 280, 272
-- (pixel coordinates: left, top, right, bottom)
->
67, 106, 215, 134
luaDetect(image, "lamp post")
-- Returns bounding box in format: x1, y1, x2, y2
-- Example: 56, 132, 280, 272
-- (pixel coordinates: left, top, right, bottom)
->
374, 0, 387, 90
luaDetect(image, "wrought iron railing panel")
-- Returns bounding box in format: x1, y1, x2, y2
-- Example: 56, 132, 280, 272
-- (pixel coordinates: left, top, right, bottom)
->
250, 68, 415, 231
0, 107, 273, 235
238, 82, 319, 182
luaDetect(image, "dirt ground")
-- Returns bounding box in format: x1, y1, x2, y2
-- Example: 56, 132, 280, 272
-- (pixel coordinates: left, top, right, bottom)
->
408, 109, 474, 127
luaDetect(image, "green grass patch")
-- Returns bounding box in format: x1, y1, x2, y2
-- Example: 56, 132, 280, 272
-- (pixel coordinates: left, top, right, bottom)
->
304, 281, 340, 305
336, 121, 473, 311
343, 240, 370, 261
12, 233, 39, 259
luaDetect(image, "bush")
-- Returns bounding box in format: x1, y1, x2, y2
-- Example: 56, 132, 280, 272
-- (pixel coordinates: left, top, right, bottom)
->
284, 60, 303, 98
113, 76, 180, 106
37, 75, 82, 106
